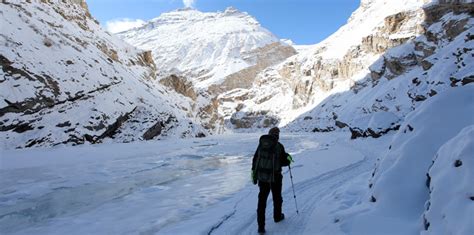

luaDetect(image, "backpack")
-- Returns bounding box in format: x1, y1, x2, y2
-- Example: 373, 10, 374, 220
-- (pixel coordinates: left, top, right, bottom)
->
255, 135, 280, 183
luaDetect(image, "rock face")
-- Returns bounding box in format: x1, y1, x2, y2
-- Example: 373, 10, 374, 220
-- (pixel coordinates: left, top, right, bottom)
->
159, 75, 197, 100
0, 0, 207, 149
207, 42, 297, 94
223, 0, 474, 136
142, 121, 164, 140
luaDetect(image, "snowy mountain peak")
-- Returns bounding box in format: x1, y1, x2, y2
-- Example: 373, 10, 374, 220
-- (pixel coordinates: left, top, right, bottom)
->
145, 7, 257, 31
176, 7, 194, 11
223, 6, 244, 16
117, 7, 296, 132
118, 7, 293, 89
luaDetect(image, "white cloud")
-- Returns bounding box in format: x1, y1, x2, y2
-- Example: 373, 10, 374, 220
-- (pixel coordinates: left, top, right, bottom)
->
183, 0, 195, 8
105, 18, 146, 34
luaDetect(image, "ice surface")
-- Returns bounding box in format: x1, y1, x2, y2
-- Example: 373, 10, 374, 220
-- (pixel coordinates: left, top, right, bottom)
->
0, 132, 383, 234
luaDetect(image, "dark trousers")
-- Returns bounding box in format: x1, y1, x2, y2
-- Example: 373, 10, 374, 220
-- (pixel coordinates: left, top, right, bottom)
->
257, 173, 283, 228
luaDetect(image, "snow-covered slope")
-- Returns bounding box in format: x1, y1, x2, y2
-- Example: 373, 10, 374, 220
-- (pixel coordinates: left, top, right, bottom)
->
0, 1, 206, 149
347, 84, 474, 235
306, 0, 427, 60
289, 2, 473, 135
118, 7, 295, 90
423, 125, 474, 235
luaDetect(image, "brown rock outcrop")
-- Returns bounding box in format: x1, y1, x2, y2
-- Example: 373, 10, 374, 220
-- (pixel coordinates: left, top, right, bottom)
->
159, 75, 197, 100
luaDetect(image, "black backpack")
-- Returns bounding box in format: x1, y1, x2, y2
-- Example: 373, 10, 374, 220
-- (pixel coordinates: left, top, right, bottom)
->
255, 135, 280, 183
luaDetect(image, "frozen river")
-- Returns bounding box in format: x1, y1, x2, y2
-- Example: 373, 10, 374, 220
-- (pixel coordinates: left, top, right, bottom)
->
0, 132, 383, 234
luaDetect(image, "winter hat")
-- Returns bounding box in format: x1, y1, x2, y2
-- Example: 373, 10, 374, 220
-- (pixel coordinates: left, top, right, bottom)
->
268, 127, 280, 138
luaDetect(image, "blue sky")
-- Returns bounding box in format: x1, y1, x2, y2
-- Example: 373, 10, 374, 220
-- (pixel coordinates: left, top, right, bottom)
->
87, 0, 360, 45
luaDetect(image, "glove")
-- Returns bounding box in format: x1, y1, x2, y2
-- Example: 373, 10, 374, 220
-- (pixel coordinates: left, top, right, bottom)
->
251, 170, 257, 185
287, 154, 294, 164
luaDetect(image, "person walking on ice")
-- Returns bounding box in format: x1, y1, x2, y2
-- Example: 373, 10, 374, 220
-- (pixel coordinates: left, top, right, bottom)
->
252, 127, 293, 234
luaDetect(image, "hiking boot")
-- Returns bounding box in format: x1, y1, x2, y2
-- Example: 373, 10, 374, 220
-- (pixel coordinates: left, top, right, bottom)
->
258, 226, 266, 234
274, 213, 285, 223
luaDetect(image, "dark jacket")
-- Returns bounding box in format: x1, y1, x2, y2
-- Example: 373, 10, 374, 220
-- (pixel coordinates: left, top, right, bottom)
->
252, 142, 290, 173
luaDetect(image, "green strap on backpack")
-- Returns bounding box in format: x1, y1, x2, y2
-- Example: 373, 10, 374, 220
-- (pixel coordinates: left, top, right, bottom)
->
287, 154, 294, 164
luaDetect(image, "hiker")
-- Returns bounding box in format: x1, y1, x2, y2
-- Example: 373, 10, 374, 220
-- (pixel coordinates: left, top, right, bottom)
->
251, 127, 293, 234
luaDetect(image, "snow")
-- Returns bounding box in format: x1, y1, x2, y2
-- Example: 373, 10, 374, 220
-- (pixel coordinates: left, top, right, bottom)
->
423, 125, 474, 235
1, 0, 473, 234
3, 113, 471, 235
350, 111, 400, 131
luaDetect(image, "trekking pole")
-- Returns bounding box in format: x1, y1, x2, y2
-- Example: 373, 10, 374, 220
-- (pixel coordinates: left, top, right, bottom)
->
288, 165, 299, 214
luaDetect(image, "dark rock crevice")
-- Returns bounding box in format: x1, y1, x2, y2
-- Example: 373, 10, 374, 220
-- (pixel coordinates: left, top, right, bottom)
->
96, 107, 137, 141
312, 126, 335, 133
142, 121, 164, 140
350, 125, 401, 139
